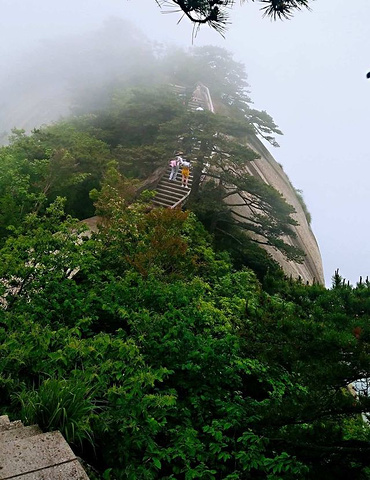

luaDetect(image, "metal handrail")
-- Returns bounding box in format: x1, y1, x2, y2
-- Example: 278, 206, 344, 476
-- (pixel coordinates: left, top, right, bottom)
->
191, 83, 214, 113
170, 189, 191, 209
198, 83, 214, 113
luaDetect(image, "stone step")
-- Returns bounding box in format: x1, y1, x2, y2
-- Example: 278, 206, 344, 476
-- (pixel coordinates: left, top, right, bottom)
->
0, 416, 23, 433
161, 177, 183, 185
0, 431, 88, 479
152, 199, 174, 208
155, 194, 184, 205
157, 188, 191, 197
160, 173, 182, 179
157, 185, 185, 195
158, 179, 187, 189
156, 187, 191, 197
160, 178, 193, 187
156, 188, 185, 198
153, 188, 190, 207
163, 178, 193, 186
154, 196, 185, 207
171, 84, 186, 93
162, 174, 194, 180
12, 460, 89, 479
155, 189, 181, 199
188, 105, 206, 112
0, 424, 42, 444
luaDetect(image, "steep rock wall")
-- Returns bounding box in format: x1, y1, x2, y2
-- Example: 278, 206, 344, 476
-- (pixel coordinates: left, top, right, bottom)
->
191, 84, 324, 284
239, 134, 324, 284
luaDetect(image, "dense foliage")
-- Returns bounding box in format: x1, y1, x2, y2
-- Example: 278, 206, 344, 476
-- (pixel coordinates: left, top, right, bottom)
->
1, 189, 370, 479
2, 42, 370, 479
0, 43, 300, 261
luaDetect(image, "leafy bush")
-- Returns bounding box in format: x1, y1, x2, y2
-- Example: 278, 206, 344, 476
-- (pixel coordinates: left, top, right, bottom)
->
15, 378, 97, 447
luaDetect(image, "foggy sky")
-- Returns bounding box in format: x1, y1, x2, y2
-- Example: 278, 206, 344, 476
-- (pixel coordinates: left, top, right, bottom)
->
2, 0, 370, 286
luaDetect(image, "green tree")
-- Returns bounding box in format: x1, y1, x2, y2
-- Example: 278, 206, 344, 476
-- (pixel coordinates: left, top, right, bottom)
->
0, 149, 44, 241
73, 86, 186, 179
163, 46, 282, 145
6, 124, 113, 219
73, 86, 185, 148
160, 110, 302, 261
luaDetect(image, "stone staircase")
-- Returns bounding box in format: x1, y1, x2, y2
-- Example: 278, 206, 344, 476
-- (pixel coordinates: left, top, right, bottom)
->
170, 84, 187, 99
152, 84, 209, 209
153, 167, 193, 208
188, 99, 205, 111
0, 415, 89, 480
151, 83, 212, 209
170, 83, 212, 113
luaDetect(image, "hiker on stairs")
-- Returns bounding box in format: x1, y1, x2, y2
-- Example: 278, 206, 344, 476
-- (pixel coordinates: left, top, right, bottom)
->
181, 160, 191, 188
169, 152, 183, 181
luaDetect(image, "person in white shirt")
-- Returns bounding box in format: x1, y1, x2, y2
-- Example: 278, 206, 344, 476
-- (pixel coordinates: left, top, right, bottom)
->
169, 152, 183, 181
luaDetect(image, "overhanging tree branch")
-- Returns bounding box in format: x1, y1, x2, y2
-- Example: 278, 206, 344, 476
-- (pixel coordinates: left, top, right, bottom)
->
159, 0, 312, 33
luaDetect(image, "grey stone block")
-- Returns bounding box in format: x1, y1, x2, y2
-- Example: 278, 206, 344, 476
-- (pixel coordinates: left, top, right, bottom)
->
0, 417, 23, 433
0, 425, 42, 444
5, 459, 90, 479
0, 431, 76, 479
0, 417, 10, 433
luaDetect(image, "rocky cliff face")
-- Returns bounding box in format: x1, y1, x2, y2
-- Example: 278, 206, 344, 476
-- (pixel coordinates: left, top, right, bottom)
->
240, 134, 324, 284
188, 84, 324, 284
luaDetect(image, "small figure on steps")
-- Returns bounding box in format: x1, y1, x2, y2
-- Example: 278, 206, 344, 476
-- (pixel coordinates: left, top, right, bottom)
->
169, 152, 183, 181
181, 160, 191, 188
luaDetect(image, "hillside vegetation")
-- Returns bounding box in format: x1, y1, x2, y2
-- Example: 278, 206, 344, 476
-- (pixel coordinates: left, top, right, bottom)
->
1, 41, 370, 479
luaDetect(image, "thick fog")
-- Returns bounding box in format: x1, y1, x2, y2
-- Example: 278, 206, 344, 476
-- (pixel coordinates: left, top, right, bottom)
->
2, 0, 370, 285
0, 18, 157, 139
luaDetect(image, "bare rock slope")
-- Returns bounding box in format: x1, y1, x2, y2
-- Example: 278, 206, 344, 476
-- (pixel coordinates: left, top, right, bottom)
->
241, 134, 324, 284
191, 83, 324, 284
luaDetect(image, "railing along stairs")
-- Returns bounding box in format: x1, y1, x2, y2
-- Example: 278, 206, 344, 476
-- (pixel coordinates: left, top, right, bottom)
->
152, 168, 193, 208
